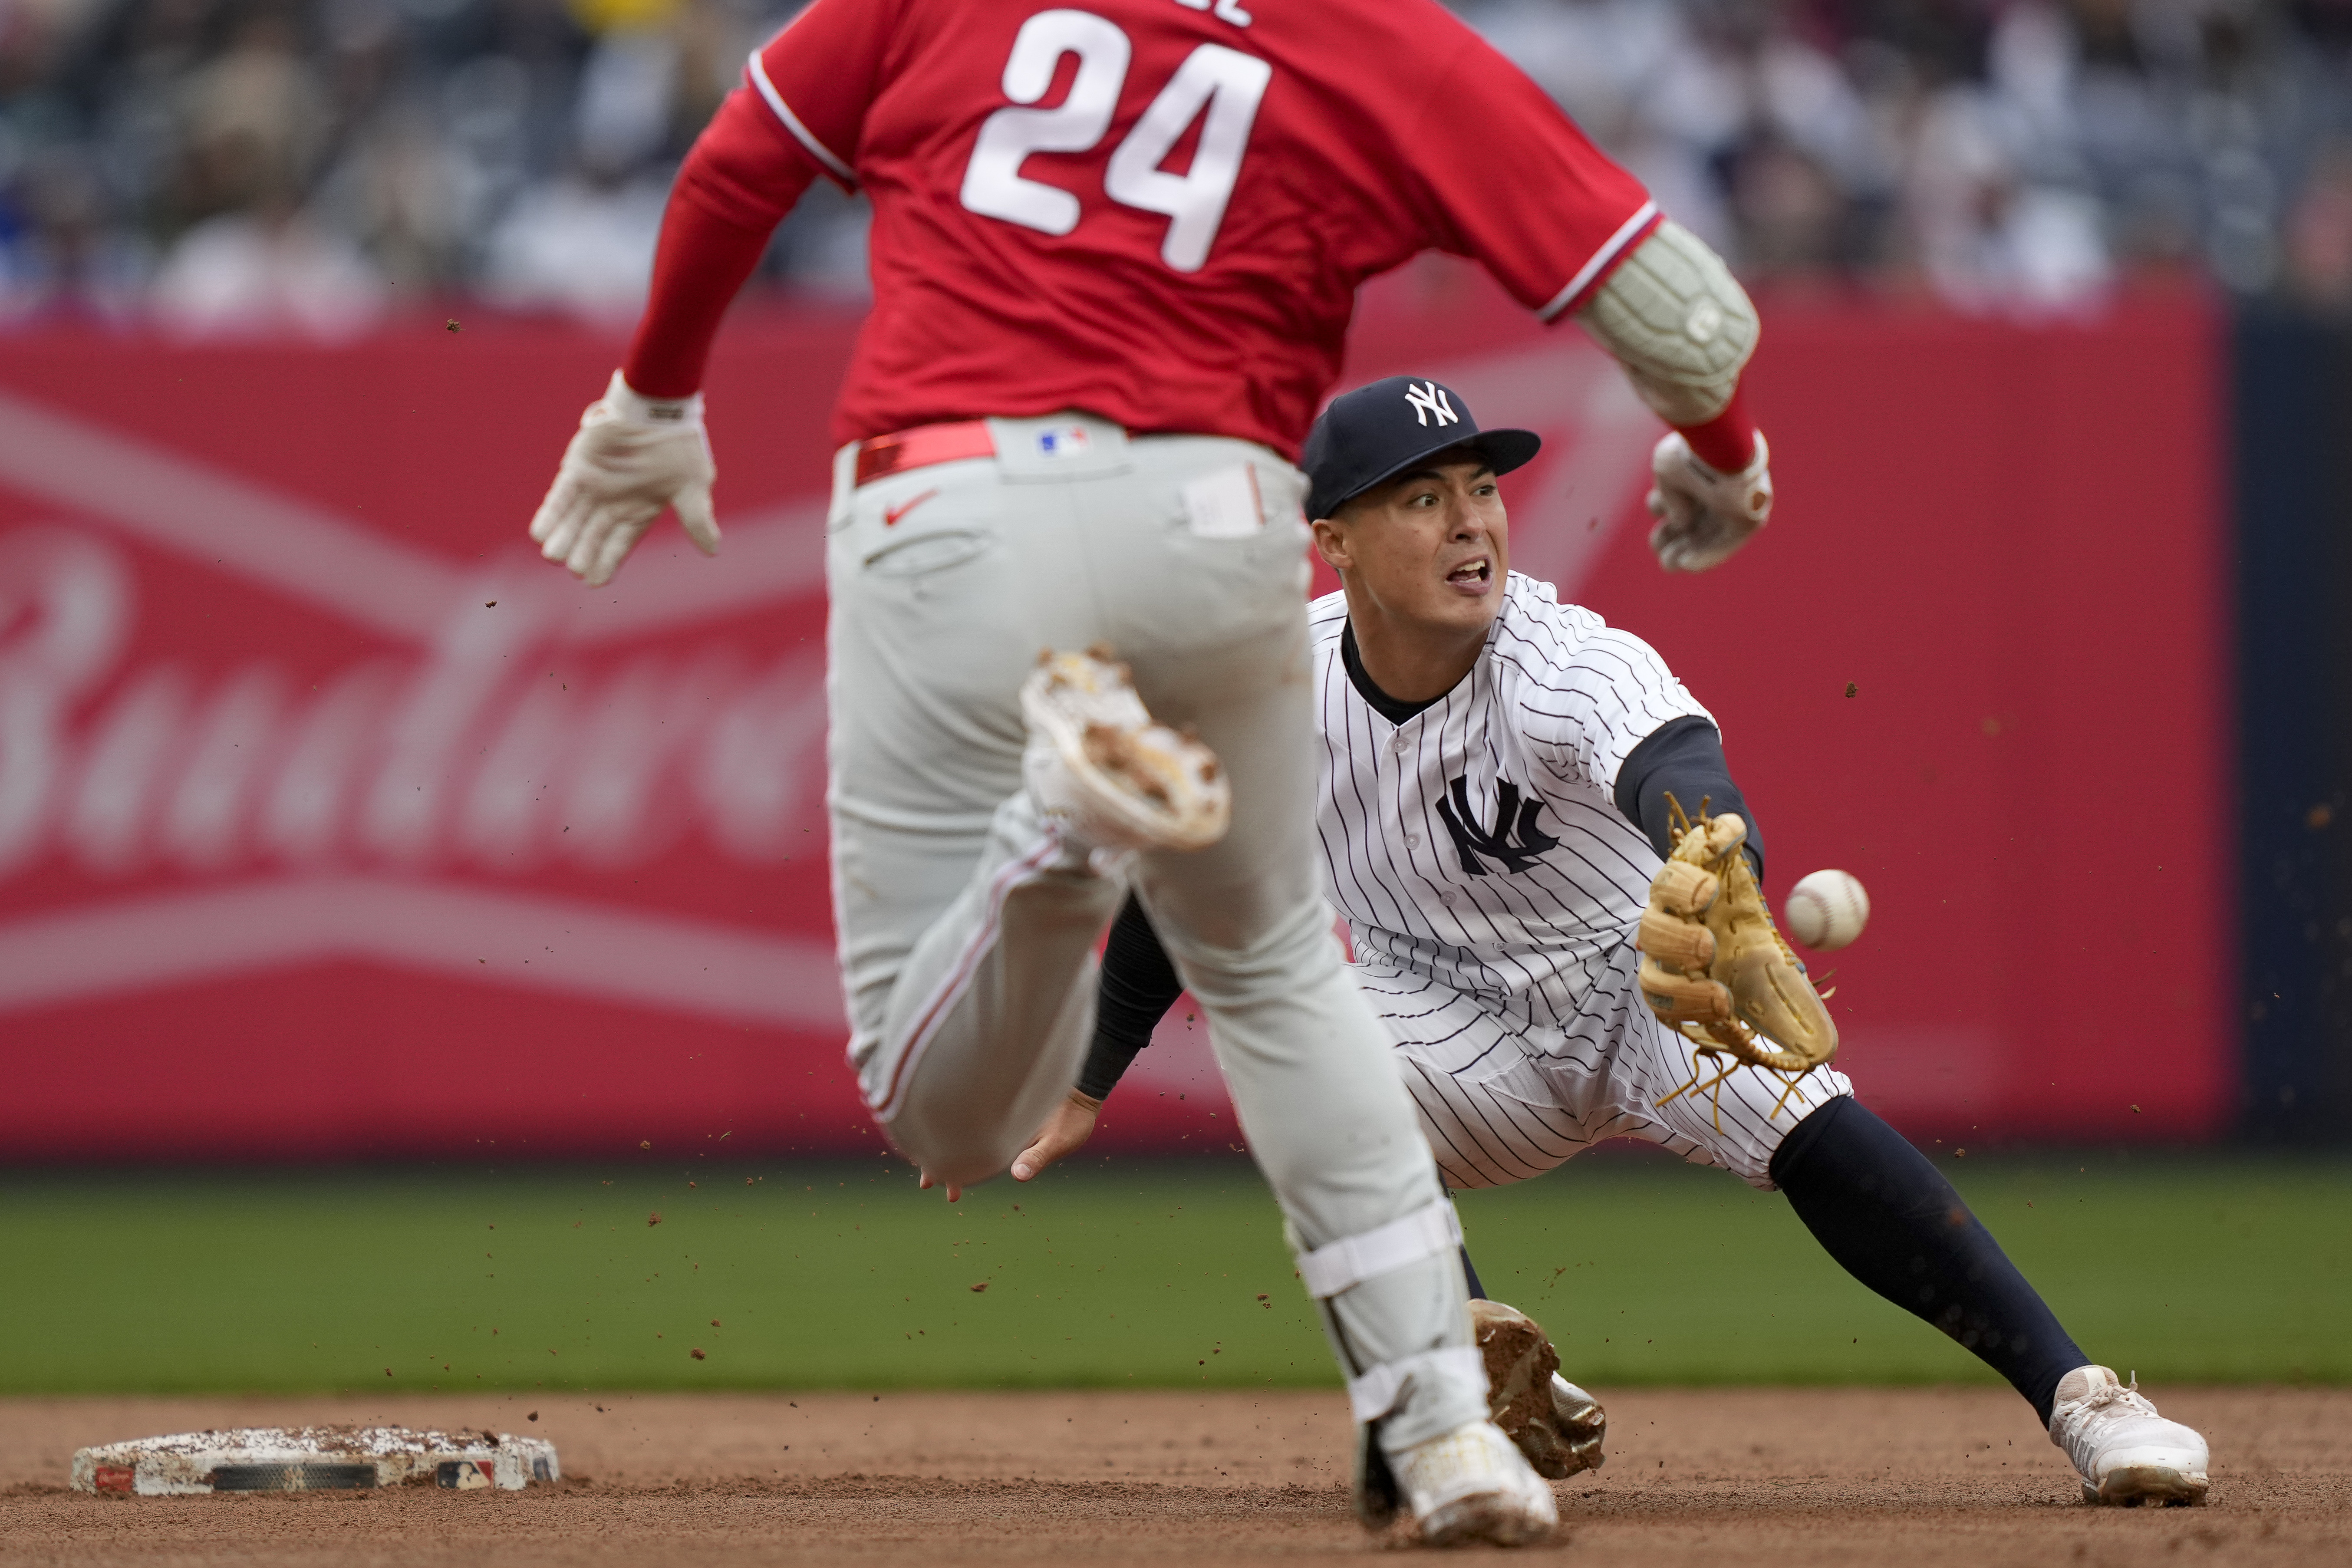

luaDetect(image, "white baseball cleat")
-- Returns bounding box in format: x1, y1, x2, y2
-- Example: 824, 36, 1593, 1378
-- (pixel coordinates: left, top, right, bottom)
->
1388, 1419, 1559, 1547
1021, 647, 1230, 855
2048, 1365, 2210, 1506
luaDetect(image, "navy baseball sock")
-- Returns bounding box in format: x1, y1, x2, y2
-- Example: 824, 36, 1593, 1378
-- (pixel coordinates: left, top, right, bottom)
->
1459, 1245, 1487, 1301
1769, 1097, 2086, 1424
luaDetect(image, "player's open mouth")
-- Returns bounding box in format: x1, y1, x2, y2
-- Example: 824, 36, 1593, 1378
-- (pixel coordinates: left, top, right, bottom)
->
1446, 557, 1492, 588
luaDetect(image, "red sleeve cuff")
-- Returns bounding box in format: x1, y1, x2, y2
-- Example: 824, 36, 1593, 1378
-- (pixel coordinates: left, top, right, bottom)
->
623, 202, 775, 399
1676, 382, 1759, 474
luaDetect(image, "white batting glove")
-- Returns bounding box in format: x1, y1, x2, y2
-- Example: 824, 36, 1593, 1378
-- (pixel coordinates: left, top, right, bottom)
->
528, 369, 719, 587
1646, 428, 1772, 573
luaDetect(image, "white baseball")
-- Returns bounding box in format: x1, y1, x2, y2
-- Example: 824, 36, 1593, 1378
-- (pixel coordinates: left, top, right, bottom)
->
1783, 870, 1869, 951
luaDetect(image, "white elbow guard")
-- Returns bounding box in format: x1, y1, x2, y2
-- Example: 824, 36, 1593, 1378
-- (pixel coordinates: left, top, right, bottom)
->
1577, 221, 1759, 427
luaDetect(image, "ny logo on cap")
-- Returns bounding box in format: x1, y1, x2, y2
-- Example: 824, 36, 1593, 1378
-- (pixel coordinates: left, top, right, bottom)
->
1403, 381, 1458, 428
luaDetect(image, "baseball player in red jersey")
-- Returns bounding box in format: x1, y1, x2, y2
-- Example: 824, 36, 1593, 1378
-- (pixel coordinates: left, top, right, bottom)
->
522, 0, 1776, 1544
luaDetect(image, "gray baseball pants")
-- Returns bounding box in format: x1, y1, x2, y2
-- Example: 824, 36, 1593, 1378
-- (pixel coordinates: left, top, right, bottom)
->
825, 415, 1486, 1450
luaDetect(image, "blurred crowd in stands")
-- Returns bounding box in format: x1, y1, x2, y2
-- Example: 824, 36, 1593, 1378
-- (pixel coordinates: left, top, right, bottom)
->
1, 0, 2349, 334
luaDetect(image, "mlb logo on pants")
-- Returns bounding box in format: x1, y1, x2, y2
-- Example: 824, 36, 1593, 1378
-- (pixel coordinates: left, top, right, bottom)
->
1036, 425, 1091, 458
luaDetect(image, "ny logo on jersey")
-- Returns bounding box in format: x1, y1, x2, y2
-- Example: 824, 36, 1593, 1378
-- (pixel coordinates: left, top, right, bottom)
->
1436, 775, 1558, 876
1404, 382, 1459, 428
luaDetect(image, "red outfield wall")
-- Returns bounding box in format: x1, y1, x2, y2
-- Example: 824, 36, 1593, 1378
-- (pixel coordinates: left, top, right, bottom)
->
0, 278, 2230, 1161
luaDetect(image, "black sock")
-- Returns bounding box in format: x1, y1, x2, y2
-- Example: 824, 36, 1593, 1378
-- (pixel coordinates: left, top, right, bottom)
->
1446, 1185, 1488, 1299
1769, 1097, 2086, 1425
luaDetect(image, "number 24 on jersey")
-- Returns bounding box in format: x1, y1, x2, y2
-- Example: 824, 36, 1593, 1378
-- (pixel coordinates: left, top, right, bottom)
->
959, 8, 1272, 273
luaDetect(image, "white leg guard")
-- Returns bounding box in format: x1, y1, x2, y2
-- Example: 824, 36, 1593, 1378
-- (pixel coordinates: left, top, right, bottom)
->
1289, 1199, 1490, 1454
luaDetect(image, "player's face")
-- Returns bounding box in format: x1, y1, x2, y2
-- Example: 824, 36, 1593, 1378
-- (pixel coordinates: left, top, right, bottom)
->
1314, 456, 1509, 636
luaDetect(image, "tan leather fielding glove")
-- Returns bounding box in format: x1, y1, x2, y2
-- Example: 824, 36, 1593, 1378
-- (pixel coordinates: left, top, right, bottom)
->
1635, 807, 1836, 1073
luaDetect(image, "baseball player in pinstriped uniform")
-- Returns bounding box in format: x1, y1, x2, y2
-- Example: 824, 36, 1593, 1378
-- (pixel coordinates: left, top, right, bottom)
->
1018, 376, 2217, 1509
519, 0, 1804, 1543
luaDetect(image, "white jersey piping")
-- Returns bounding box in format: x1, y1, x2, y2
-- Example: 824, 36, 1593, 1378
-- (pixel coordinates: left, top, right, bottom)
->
746, 49, 858, 186
1536, 199, 1658, 322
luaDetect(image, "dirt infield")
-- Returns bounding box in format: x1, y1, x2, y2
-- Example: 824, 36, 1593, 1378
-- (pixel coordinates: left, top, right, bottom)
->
2, 1387, 2345, 1566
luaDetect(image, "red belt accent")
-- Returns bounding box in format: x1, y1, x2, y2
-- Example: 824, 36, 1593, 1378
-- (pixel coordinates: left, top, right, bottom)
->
853, 420, 996, 487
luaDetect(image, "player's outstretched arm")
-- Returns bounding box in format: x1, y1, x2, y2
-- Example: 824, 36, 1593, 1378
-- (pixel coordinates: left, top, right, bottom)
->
527, 89, 823, 585
1009, 895, 1186, 1182
1401, 26, 1765, 571
1575, 222, 1774, 573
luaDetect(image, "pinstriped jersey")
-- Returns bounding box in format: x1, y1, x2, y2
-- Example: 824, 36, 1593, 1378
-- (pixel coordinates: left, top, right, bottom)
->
1311, 573, 1709, 1067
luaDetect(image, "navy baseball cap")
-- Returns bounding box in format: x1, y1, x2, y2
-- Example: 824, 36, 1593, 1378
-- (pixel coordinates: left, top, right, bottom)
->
1302, 376, 1542, 521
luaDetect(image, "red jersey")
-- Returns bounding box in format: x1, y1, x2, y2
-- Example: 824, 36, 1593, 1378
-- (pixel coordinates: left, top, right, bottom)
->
688, 0, 1654, 454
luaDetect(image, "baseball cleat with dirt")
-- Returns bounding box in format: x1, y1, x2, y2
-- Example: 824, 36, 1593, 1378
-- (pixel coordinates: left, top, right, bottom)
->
2048, 1365, 2209, 1506
1469, 1298, 1606, 1477
1021, 646, 1230, 855
1389, 1417, 1559, 1546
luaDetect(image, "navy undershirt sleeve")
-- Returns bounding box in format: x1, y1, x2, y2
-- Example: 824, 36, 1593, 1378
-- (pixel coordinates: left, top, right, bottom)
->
1613, 714, 1766, 884
1076, 893, 1186, 1100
